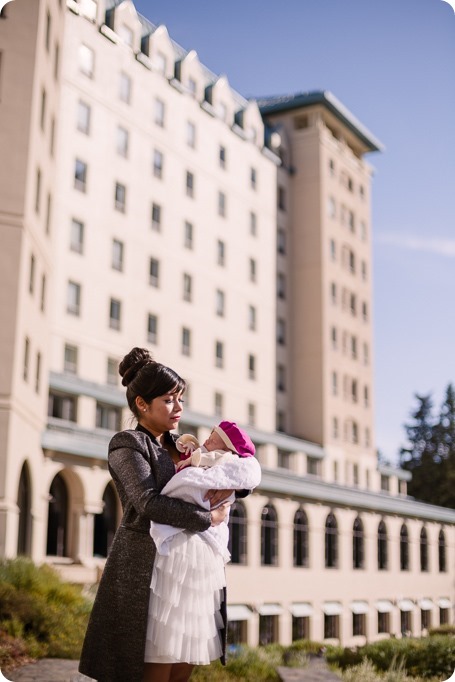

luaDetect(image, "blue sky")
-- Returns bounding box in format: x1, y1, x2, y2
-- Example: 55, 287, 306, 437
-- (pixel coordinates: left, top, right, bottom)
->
134, 0, 455, 464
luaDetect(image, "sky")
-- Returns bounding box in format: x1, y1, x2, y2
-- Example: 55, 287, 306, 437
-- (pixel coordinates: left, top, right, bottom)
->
133, 0, 455, 464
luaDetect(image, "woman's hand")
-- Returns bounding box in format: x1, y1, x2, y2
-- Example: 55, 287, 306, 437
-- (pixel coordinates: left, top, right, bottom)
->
210, 502, 231, 526
204, 488, 233, 508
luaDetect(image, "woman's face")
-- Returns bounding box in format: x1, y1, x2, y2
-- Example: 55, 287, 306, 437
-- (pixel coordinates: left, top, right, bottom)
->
140, 390, 183, 437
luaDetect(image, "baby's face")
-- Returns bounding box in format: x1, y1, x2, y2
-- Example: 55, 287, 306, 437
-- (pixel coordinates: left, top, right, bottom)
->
203, 430, 227, 451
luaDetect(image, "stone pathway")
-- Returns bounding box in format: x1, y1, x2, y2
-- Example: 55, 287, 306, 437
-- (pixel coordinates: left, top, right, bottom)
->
3, 659, 93, 682
4, 655, 340, 682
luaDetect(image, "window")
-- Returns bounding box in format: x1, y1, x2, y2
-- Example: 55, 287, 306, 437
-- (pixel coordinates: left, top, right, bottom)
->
249, 305, 257, 331
40, 87, 46, 131
293, 508, 309, 567
420, 527, 429, 572
183, 273, 192, 302
332, 417, 339, 439
249, 258, 257, 283
329, 158, 335, 176
328, 196, 336, 218
114, 182, 126, 212
107, 357, 118, 385
331, 326, 337, 350
182, 327, 191, 356
35, 352, 41, 393
35, 168, 41, 212
278, 185, 286, 211
361, 221, 367, 241
64, 344, 78, 374
277, 410, 286, 432
23, 337, 30, 381
248, 354, 256, 380
54, 43, 60, 80
74, 159, 87, 192
352, 421, 359, 444
116, 126, 129, 158
147, 314, 158, 344
247, 402, 256, 426
153, 150, 163, 179
109, 298, 121, 330
119, 24, 133, 47
277, 228, 286, 254
278, 449, 291, 469
154, 51, 166, 75
184, 221, 193, 248
78, 44, 94, 78
330, 239, 336, 261
77, 100, 91, 134
331, 371, 338, 396
362, 302, 368, 322
378, 611, 390, 635
261, 503, 278, 566
259, 615, 278, 645
228, 500, 247, 564
353, 517, 364, 569
214, 391, 223, 417
67, 281, 81, 315
292, 615, 310, 642
215, 341, 224, 368
381, 475, 390, 493
119, 72, 131, 104
218, 191, 226, 216
112, 239, 124, 271
50, 118, 55, 157
40, 274, 46, 312
400, 610, 412, 636
187, 77, 196, 97
363, 342, 369, 366
331, 282, 337, 305
216, 289, 225, 316
219, 145, 226, 169
378, 520, 388, 570
421, 607, 431, 631
48, 392, 77, 421
70, 219, 84, 253
251, 212, 258, 237
361, 261, 367, 281
217, 239, 225, 266
154, 97, 165, 127
349, 210, 355, 232
353, 613, 366, 637
400, 524, 410, 571
151, 203, 161, 231
351, 336, 357, 360
186, 171, 194, 198
439, 529, 447, 572
352, 379, 358, 403
250, 167, 257, 190
277, 273, 286, 299
350, 293, 357, 316
186, 121, 196, 148
96, 403, 122, 431
149, 258, 159, 287
277, 318, 285, 344
349, 250, 356, 274
365, 427, 370, 447
325, 513, 338, 568
277, 364, 285, 392
29, 254, 35, 294
45, 10, 51, 51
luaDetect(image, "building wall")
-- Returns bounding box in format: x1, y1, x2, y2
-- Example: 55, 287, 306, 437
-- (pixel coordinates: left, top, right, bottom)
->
0, 0, 453, 650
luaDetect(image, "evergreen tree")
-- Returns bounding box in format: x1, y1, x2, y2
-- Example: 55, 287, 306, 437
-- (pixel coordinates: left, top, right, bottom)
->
399, 393, 437, 504
432, 384, 455, 508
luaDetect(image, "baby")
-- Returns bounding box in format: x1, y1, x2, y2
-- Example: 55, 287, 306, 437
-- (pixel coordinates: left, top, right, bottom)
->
175, 420, 255, 471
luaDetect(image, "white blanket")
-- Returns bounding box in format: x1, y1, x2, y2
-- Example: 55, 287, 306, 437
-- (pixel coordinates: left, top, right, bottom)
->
150, 456, 261, 562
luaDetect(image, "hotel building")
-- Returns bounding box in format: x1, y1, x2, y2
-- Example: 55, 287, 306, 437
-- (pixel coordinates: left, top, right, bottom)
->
0, 0, 454, 648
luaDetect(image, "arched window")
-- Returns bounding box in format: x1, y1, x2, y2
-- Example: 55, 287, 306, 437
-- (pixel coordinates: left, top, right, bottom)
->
325, 512, 338, 568
293, 508, 308, 567
261, 503, 278, 566
400, 524, 410, 571
17, 462, 32, 556
94, 482, 118, 558
377, 520, 388, 570
46, 473, 69, 557
439, 529, 447, 572
353, 516, 364, 569
420, 527, 429, 572
228, 500, 247, 565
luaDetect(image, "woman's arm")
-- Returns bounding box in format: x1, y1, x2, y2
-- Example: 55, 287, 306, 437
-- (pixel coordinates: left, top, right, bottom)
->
109, 437, 212, 533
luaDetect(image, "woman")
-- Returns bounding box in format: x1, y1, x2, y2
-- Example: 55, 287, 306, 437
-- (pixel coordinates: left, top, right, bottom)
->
79, 348, 236, 682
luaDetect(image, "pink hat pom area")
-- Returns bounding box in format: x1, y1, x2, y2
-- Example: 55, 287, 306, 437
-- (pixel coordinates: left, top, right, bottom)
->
214, 421, 255, 458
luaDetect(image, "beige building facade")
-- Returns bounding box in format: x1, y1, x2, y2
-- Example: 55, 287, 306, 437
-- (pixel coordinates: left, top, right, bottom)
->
0, 0, 454, 649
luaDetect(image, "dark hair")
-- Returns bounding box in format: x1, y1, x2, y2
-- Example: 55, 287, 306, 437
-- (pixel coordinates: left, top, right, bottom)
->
119, 347, 186, 420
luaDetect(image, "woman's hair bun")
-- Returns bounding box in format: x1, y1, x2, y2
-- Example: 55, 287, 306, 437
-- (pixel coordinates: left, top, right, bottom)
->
119, 347, 154, 387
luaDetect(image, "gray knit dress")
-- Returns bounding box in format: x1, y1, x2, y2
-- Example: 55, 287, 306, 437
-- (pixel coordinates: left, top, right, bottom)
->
78, 426, 227, 682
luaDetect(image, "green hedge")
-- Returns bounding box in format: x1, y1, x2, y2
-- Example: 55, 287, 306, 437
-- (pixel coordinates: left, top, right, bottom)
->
0, 558, 91, 662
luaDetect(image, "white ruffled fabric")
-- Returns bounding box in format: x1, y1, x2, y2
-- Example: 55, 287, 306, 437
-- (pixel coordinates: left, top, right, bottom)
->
144, 531, 225, 664
150, 456, 262, 561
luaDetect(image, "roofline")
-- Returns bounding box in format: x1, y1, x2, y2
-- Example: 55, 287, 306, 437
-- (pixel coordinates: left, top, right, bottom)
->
258, 90, 384, 153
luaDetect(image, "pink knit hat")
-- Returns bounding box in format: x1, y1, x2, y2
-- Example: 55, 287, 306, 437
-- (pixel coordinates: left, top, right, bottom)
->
214, 421, 255, 458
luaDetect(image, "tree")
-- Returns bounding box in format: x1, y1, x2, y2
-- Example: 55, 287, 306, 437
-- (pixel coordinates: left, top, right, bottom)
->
399, 393, 438, 505
432, 384, 455, 508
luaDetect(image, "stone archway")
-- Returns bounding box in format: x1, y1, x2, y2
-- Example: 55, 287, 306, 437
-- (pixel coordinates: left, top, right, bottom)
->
46, 473, 69, 557
17, 461, 32, 556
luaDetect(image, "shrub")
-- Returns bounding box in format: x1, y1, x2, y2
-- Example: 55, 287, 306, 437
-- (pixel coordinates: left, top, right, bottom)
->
428, 624, 455, 636
0, 558, 91, 664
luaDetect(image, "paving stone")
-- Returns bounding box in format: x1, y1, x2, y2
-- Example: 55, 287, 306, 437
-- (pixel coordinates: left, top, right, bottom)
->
4, 660, 94, 682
